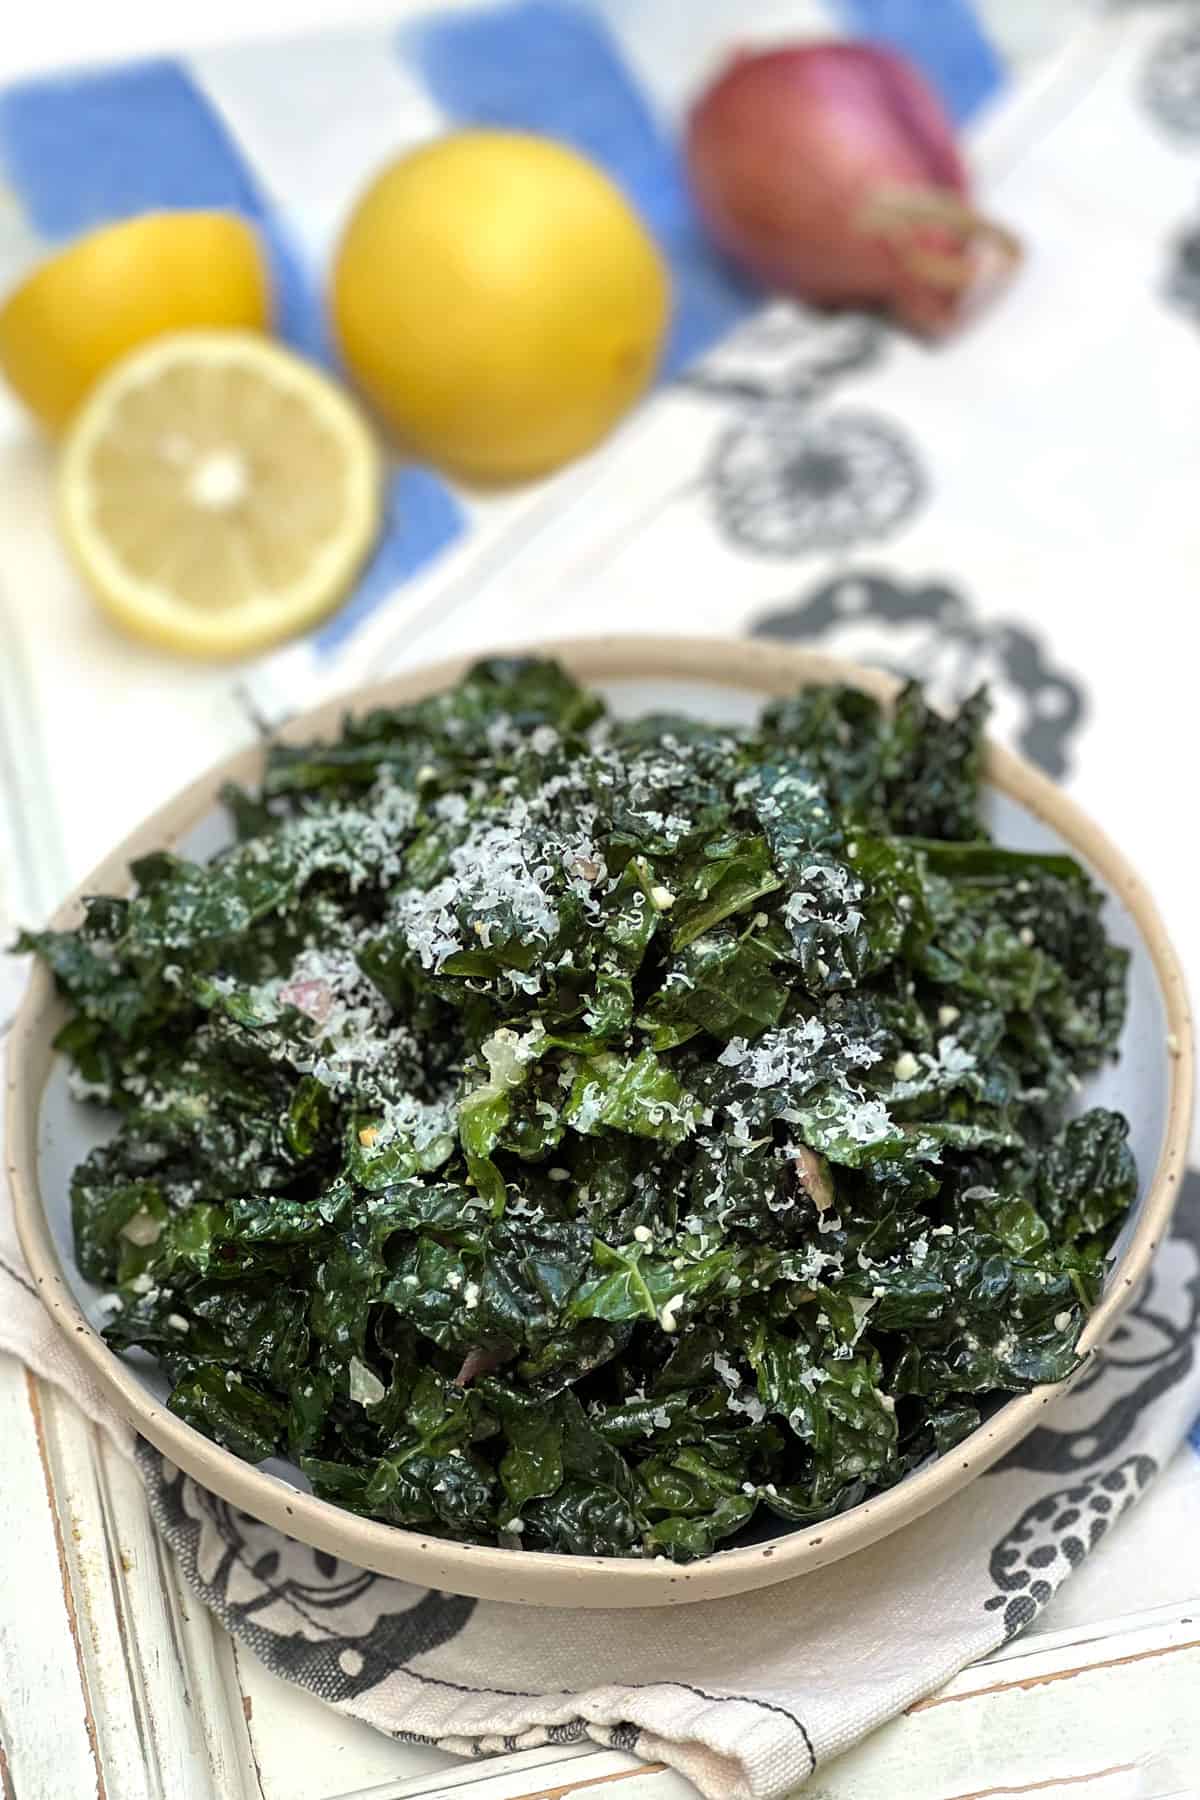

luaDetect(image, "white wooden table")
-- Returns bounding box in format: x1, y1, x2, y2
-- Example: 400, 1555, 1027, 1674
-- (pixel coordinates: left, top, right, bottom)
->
2, 4, 1199, 1796
2, 395, 1198, 1800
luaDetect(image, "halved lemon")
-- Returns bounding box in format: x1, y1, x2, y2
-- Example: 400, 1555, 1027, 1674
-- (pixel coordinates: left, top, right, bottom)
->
58, 331, 382, 659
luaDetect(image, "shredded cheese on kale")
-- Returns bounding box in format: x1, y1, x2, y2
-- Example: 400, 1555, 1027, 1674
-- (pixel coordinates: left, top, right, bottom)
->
24, 659, 1136, 1561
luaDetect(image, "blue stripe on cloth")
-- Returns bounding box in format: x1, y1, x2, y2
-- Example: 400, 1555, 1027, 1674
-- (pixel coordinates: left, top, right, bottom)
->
403, 0, 760, 373
833, 0, 1005, 125
0, 58, 325, 360
1190, 1414, 1200, 1455
0, 57, 467, 653
314, 466, 466, 654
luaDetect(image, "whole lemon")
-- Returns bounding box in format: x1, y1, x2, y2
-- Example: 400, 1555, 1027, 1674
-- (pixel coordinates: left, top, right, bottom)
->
0, 212, 271, 432
330, 131, 670, 483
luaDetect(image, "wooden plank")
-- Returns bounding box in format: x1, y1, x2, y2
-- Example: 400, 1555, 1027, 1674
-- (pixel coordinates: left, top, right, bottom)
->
234, 1639, 458, 1800
935, 1775, 1150, 1800
333, 1749, 654, 1800
29, 1373, 265, 1798
788, 1625, 1200, 1798
910, 1608, 1200, 1710
354, 1763, 1191, 1800
0, 1361, 102, 1799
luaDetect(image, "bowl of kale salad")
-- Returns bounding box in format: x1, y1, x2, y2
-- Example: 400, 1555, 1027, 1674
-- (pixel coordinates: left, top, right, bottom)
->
10, 638, 1192, 1608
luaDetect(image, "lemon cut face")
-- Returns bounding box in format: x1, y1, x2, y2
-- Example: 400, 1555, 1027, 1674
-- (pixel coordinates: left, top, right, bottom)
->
59, 331, 382, 658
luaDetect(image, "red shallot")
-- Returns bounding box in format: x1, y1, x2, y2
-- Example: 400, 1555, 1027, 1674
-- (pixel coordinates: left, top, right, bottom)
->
685, 42, 1020, 336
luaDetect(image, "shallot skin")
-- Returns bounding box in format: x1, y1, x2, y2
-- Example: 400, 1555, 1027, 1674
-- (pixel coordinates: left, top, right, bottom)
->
686, 43, 1020, 336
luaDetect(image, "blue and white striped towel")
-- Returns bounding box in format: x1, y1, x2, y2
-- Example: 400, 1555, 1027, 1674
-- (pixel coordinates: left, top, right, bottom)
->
0, 0, 1070, 703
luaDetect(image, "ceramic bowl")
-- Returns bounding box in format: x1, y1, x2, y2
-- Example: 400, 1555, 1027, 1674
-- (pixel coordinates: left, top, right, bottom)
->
8, 637, 1193, 1607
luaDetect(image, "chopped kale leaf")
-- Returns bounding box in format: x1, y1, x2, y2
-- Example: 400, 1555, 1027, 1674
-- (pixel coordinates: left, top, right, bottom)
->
27, 660, 1134, 1560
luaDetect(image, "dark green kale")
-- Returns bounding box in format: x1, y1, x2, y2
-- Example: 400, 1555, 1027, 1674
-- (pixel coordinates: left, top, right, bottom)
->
24, 659, 1136, 1561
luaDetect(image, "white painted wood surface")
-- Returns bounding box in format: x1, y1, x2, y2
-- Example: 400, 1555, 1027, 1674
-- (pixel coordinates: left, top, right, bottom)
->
1, 325, 1198, 1800
1, 293, 1198, 1800
3, 646, 1199, 1798
1, 6, 1199, 1798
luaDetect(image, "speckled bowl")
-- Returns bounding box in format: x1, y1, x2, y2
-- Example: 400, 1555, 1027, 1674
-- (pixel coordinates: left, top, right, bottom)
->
8, 638, 1193, 1607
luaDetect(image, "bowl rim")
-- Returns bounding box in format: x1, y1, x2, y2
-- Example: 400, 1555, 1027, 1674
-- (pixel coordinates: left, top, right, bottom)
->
8, 634, 1194, 1609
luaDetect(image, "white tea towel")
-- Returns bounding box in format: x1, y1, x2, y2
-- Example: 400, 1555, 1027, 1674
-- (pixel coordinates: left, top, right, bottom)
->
3, 4, 1200, 1797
